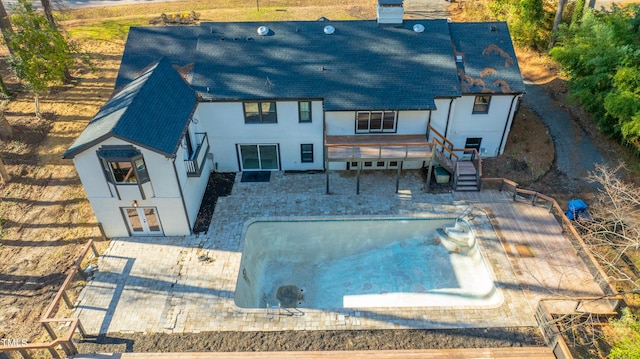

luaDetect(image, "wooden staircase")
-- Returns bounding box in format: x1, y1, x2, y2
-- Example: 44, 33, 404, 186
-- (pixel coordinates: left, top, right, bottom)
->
430, 125, 482, 192
454, 161, 480, 191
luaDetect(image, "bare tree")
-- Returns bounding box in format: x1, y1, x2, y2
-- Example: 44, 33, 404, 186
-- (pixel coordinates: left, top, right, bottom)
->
40, 0, 56, 27
0, 107, 11, 138
573, 163, 640, 287
0, 75, 10, 98
0, 0, 14, 56
0, 154, 10, 184
0, 0, 10, 31
550, 0, 569, 47
536, 164, 640, 354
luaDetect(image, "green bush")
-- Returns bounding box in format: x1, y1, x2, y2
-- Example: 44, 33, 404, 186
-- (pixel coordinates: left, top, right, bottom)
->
550, 5, 640, 147
608, 307, 640, 359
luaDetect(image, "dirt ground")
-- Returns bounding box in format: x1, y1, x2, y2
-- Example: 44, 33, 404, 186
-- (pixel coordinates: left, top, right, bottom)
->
77, 328, 545, 353
0, 40, 119, 345
0, 4, 634, 357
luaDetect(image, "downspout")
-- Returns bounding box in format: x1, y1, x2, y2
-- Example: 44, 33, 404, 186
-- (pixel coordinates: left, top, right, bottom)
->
323, 105, 327, 172
425, 110, 433, 139
443, 98, 455, 138
172, 158, 192, 235
498, 95, 520, 156
323, 104, 329, 194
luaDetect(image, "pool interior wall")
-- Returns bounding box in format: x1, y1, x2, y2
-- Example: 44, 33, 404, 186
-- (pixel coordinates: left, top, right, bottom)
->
234, 218, 503, 309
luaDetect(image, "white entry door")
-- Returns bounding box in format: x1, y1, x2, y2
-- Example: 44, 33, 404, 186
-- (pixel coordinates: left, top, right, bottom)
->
124, 207, 163, 235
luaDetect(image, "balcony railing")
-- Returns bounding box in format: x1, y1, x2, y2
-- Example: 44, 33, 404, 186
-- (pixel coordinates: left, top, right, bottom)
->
185, 132, 209, 177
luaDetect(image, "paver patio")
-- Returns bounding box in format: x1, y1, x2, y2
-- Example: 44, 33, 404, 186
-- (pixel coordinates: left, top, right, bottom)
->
75, 171, 606, 335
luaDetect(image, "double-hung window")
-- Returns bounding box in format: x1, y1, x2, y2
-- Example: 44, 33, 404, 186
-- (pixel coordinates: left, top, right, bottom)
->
356, 111, 397, 133
473, 96, 491, 114
299, 101, 312, 123
300, 144, 314, 163
98, 147, 150, 185
244, 101, 277, 123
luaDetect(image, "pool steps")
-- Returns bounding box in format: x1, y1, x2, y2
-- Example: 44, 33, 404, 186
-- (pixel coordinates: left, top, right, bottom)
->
436, 221, 477, 255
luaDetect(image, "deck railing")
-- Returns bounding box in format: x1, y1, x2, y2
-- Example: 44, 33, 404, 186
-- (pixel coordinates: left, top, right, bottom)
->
184, 132, 210, 177
0, 240, 99, 358
325, 142, 433, 161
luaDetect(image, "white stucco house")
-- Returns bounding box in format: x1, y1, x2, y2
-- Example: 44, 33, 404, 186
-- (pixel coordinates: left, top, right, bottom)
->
64, 5, 525, 237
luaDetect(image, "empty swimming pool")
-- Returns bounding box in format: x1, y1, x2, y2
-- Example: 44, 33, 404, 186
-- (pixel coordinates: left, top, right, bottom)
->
234, 218, 502, 309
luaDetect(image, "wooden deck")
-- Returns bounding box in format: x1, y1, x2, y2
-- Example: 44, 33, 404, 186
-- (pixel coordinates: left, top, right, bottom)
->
325, 135, 433, 161
73, 347, 554, 358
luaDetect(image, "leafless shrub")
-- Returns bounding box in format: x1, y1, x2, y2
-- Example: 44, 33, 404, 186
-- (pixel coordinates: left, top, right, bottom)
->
574, 163, 640, 289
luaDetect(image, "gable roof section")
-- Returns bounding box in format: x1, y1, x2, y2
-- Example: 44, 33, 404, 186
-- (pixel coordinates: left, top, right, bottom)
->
448, 22, 525, 94
117, 20, 464, 111
64, 57, 197, 159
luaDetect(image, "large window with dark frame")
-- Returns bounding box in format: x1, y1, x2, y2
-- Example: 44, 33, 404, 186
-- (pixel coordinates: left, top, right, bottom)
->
472, 95, 491, 114
356, 111, 397, 133
98, 147, 150, 185
298, 101, 312, 123
244, 101, 277, 124
300, 144, 314, 163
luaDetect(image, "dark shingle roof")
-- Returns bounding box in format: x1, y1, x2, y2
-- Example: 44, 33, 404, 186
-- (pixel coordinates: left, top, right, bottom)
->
448, 22, 525, 94
63, 57, 197, 159
117, 20, 464, 111
67, 20, 524, 158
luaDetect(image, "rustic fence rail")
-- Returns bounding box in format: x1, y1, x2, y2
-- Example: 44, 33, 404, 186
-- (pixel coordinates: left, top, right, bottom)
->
0, 240, 98, 358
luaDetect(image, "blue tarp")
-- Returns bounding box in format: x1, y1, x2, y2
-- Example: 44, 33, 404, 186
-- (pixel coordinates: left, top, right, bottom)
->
566, 199, 588, 220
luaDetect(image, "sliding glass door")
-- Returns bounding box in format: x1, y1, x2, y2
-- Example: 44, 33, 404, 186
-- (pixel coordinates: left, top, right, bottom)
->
238, 144, 279, 171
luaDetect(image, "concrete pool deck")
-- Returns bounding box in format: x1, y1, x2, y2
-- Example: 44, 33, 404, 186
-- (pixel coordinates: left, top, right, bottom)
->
75, 170, 606, 334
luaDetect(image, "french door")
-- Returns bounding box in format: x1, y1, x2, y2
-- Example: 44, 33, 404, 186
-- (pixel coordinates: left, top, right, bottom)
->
123, 207, 163, 235
238, 144, 279, 171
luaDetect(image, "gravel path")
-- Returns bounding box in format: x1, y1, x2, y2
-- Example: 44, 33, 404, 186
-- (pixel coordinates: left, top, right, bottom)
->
523, 82, 608, 192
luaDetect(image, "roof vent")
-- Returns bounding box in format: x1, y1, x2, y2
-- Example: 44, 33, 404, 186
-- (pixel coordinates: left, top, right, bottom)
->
324, 25, 335, 34
456, 55, 463, 63
490, 25, 497, 32
257, 26, 269, 36
413, 24, 425, 33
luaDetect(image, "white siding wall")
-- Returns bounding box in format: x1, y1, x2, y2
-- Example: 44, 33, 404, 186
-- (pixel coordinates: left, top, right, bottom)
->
325, 110, 430, 136
174, 137, 214, 230
428, 98, 454, 137
325, 112, 355, 135
396, 111, 429, 135
447, 95, 518, 157
73, 137, 191, 237
194, 100, 324, 172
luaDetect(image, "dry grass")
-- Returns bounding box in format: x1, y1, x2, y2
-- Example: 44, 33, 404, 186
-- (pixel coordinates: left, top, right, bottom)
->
61, 0, 372, 20
59, 0, 377, 42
